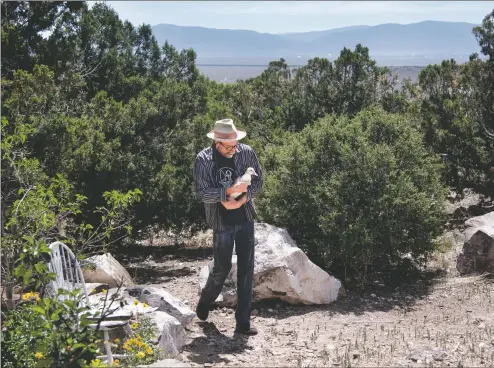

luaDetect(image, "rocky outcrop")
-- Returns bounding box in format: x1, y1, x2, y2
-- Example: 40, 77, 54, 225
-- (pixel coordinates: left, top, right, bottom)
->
148, 311, 187, 358
457, 212, 494, 275
88, 284, 191, 359
199, 223, 344, 307
82, 253, 134, 287
126, 286, 195, 327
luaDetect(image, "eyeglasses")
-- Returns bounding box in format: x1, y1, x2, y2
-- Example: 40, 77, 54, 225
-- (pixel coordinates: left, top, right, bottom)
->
218, 142, 237, 150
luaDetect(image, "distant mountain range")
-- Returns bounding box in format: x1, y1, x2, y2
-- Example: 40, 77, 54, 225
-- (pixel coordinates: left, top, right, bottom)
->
151, 21, 480, 66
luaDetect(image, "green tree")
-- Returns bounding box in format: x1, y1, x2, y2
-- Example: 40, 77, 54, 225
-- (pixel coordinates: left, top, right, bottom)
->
1, 1, 86, 77
259, 107, 447, 285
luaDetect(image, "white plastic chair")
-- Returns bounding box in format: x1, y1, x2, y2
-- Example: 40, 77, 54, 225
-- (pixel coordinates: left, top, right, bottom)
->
47, 241, 132, 366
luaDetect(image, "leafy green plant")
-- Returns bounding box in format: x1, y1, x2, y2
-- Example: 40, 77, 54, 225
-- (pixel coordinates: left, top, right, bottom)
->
260, 107, 448, 285
2, 289, 99, 368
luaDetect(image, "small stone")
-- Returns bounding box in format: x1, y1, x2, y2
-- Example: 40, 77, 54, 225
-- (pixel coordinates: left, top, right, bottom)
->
370, 293, 376, 297
268, 308, 274, 313
408, 350, 423, 362
325, 344, 336, 351
251, 309, 258, 316
432, 350, 447, 361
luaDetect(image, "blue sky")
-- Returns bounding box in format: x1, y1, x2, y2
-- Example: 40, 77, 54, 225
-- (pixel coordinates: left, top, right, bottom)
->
96, 1, 493, 33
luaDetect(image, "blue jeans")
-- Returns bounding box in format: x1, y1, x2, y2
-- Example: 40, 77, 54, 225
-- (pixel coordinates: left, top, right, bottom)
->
199, 221, 255, 329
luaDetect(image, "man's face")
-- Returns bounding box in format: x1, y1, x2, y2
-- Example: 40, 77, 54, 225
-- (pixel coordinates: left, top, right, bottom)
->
215, 141, 238, 158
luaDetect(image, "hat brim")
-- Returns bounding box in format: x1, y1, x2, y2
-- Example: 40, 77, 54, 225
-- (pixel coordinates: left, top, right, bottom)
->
206, 129, 247, 142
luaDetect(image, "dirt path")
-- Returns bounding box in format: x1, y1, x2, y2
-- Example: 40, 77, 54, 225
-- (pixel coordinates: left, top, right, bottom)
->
119, 241, 494, 368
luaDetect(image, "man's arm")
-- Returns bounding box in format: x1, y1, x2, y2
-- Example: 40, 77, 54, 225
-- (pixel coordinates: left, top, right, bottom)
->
222, 194, 248, 210
193, 156, 227, 203
246, 149, 263, 201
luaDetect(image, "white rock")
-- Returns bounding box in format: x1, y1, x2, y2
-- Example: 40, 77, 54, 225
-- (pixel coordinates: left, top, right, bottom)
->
198, 223, 344, 306
126, 286, 195, 326
147, 311, 186, 358
86, 283, 110, 295
138, 360, 191, 368
457, 211, 494, 275
82, 253, 134, 287
464, 212, 494, 242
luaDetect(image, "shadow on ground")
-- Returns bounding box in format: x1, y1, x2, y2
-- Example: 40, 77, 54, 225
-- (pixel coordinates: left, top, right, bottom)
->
116, 243, 212, 284
248, 264, 447, 319
129, 264, 196, 284
116, 243, 213, 264
116, 243, 447, 317
183, 322, 253, 365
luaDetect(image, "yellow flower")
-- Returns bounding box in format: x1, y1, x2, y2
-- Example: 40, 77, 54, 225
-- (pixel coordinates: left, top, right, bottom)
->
142, 302, 149, 307
22, 292, 40, 301
90, 359, 103, 367
102, 289, 108, 293
34, 352, 44, 360
113, 359, 120, 366
122, 335, 151, 353
130, 322, 138, 329
137, 351, 146, 359
114, 338, 121, 344
133, 300, 139, 305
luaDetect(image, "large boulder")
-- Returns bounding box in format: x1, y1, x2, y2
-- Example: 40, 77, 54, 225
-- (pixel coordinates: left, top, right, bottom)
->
198, 223, 344, 307
82, 253, 134, 287
463, 212, 494, 242
126, 286, 196, 326
457, 212, 494, 275
147, 311, 186, 358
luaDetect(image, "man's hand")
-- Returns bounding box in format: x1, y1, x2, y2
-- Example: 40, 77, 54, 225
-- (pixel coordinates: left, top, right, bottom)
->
221, 194, 248, 210
226, 181, 248, 195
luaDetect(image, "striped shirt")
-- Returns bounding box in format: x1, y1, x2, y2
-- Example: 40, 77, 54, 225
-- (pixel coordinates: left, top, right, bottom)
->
193, 143, 263, 231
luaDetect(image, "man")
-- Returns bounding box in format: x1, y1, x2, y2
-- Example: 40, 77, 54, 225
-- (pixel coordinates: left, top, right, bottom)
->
193, 118, 263, 335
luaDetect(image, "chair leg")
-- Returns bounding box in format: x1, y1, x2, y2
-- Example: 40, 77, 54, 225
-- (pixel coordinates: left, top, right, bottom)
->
103, 330, 113, 366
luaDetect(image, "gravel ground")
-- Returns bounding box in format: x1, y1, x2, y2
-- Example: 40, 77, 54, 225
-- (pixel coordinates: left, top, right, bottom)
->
119, 233, 494, 368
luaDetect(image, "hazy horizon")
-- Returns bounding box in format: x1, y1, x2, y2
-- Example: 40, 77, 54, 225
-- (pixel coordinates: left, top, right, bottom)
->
96, 1, 492, 34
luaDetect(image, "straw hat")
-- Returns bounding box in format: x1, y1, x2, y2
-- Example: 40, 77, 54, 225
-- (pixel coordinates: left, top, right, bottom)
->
206, 118, 247, 142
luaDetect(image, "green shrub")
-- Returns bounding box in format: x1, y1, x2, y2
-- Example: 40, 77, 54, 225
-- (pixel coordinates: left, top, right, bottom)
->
1, 290, 99, 368
259, 107, 448, 285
